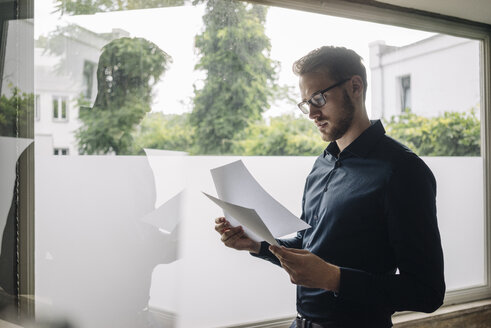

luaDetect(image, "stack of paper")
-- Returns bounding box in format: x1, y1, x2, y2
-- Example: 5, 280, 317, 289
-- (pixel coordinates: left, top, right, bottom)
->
204, 160, 310, 246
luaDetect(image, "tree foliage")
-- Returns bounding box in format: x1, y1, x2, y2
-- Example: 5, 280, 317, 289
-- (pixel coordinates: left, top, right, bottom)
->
0, 87, 33, 138
190, 0, 278, 154
131, 112, 194, 154
76, 37, 172, 155
232, 114, 326, 156
385, 110, 480, 156
130, 112, 326, 156
54, 0, 184, 15
129, 109, 481, 157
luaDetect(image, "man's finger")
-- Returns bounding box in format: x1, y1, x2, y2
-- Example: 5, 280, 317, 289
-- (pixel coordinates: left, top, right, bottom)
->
278, 256, 303, 268
214, 222, 229, 234
279, 259, 295, 272
220, 226, 242, 242
215, 216, 226, 224
276, 259, 304, 285
269, 245, 287, 260
223, 228, 245, 246
271, 247, 307, 269
281, 248, 310, 255
269, 246, 299, 261
279, 261, 300, 285
271, 245, 309, 255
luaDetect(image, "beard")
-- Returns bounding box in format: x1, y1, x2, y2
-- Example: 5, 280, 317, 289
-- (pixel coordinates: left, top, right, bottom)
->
320, 90, 355, 142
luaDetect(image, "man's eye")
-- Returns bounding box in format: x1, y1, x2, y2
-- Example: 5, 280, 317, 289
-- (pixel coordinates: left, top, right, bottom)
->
311, 94, 323, 104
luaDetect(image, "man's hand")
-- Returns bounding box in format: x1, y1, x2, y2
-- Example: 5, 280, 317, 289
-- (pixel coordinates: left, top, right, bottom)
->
269, 245, 340, 292
214, 217, 261, 254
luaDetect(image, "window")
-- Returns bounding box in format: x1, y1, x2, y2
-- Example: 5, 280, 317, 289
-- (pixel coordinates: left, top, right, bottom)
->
399, 75, 411, 112
52, 96, 68, 121
82, 60, 96, 100
53, 148, 69, 156
15, 1, 490, 328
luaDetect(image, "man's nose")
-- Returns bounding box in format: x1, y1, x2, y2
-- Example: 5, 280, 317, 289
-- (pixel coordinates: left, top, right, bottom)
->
309, 104, 320, 120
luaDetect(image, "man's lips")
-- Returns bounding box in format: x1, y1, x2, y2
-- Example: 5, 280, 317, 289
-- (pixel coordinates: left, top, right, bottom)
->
316, 121, 328, 128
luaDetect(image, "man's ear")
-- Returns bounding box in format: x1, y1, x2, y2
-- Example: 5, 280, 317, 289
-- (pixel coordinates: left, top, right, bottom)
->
349, 75, 364, 98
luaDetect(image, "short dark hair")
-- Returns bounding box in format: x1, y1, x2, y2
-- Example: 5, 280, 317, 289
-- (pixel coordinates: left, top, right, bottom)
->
292, 46, 368, 99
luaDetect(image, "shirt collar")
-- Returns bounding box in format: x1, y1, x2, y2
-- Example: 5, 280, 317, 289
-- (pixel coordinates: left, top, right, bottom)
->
324, 120, 386, 159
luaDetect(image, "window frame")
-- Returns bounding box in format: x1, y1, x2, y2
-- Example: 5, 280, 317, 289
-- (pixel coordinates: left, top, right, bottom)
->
246, 0, 491, 306
52, 95, 69, 122
398, 74, 411, 112
10, 0, 488, 323
53, 148, 69, 156
82, 60, 96, 100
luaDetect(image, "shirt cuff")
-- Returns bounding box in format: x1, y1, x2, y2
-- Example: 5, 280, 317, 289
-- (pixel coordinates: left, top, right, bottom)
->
249, 241, 282, 266
250, 241, 272, 257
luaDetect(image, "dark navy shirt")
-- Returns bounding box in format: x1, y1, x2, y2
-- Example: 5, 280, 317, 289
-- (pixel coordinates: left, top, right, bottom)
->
252, 120, 445, 327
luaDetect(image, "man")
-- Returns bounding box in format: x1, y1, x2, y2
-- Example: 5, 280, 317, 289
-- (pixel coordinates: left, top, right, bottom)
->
214, 46, 445, 328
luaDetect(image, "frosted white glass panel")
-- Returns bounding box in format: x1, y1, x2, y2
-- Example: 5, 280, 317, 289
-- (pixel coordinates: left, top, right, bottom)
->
34, 156, 483, 327
35, 156, 181, 328
423, 157, 485, 291
176, 156, 485, 327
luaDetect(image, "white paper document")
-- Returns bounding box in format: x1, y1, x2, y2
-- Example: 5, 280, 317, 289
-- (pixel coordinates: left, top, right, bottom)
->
203, 193, 278, 246
205, 160, 310, 245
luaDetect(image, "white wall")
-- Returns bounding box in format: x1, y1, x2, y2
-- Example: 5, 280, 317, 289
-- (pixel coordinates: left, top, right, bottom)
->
34, 155, 485, 328
369, 35, 481, 119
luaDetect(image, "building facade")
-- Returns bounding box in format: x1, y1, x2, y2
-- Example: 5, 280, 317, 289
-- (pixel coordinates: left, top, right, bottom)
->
369, 34, 480, 119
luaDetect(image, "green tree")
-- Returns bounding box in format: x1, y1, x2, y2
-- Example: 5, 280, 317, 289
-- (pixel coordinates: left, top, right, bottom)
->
76, 37, 172, 155
0, 87, 33, 138
385, 110, 480, 156
54, 0, 185, 15
131, 112, 194, 154
190, 0, 278, 154
232, 114, 326, 156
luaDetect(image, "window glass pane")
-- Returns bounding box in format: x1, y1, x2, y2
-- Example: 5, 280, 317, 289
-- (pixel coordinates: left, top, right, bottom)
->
31, 1, 485, 327
61, 98, 67, 119
399, 75, 411, 111
52, 98, 58, 118
82, 61, 95, 99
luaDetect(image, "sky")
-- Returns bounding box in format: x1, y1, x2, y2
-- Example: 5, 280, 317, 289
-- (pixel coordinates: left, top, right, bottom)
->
34, 1, 435, 118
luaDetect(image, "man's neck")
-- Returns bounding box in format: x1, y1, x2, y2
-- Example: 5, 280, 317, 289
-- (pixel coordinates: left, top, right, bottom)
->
336, 117, 371, 153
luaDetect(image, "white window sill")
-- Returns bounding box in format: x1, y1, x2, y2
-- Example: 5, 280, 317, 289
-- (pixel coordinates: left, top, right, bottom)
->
393, 299, 491, 326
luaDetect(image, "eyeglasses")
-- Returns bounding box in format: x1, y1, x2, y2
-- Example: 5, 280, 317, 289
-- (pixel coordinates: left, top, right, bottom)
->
297, 78, 351, 114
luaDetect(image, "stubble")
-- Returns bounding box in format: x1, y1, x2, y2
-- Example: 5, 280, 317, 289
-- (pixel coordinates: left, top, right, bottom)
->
321, 90, 355, 142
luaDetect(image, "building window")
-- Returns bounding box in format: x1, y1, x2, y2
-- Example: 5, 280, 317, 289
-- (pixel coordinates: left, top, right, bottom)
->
399, 75, 411, 112
53, 148, 69, 155
83, 60, 96, 100
35, 94, 41, 121
52, 96, 68, 121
